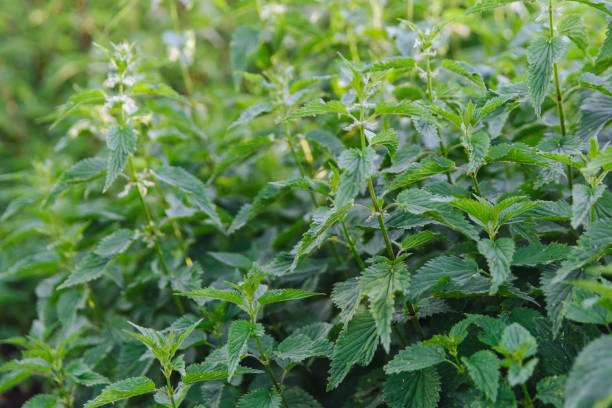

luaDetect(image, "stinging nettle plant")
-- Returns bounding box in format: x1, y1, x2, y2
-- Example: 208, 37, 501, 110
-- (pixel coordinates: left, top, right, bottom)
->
1, 0, 612, 407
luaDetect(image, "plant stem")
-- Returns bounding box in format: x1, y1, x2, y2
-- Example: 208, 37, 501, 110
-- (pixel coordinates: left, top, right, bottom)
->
471, 173, 482, 197
165, 372, 178, 408
254, 334, 289, 408
340, 219, 365, 269
284, 122, 317, 205
521, 383, 535, 408
426, 52, 452, 183
128, 156, 184, 314
406, 301, 425, 341
548, 0, 573, 200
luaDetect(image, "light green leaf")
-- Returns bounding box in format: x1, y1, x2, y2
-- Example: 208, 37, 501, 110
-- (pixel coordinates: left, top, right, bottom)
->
498, 323, 537, 358
84, 377, 155, 408
467, 0, 517, 14
566, 0, 612, 17
462, 350, 500, 402
527, 36, 564, 117
597, 20, 612, 62
375, 101, 434, 119
387, 157, 455, 192
559, 14, 588, 50
442, 59, 486, 93
331, 279, 361, 324
370, 129, 399, 157
566, 335, 612, 408
46, 157, 107, 204
179, 288, 243, 306
258, 289, 323, 305
291, 100, 347, 118
383, 368, 441, 408
58, 253, 110, 289
467, 132, 490, 173
327, 311, 379, 390
384, 343, 446, 374
577, 94, 612, 141
104, 125, 136, 191
236, 388, 281, 408
536, 375, 566, 408
411, 255, 482, 297
364, 57, 415, 72
154, 165, 222, 229
401, 230, 444, 250
22, 394, 58, 408
512, 242, 568, 266
229, 102, 273, 129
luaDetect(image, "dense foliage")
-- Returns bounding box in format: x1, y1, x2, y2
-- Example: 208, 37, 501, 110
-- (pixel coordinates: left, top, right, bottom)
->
1, 0, 612, 407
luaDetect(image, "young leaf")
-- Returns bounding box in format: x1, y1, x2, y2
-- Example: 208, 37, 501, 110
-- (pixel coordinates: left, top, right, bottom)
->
527, 36, 564, 117
467, 131, 490, 173
370, 129, 399, 157
179, 288, 243, 306
236, 388, 281, 408
384, 343, 446, 374
383, 368, 441, 408
336, 147, 376, 207
327, 311, 379, 390
462, 350, 500, 402
84, 377, 155, 408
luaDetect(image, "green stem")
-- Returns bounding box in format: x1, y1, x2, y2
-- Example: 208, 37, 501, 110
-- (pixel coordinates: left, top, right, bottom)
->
426, 52, 452, 183
471, 173, 482, 197
340, 220, 365, 270
165, 372, 178, 408
521, 383, 535, 408
406, 301, 425, 341
284, 122, 316, 205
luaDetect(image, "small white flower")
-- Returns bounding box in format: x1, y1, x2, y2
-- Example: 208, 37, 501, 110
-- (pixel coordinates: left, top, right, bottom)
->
102, 95, 138, 117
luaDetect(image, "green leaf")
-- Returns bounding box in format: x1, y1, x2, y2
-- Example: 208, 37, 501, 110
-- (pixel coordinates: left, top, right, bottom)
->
541, 269, 580, 335
208, 251, 252, 269
359, 261, 410, 352
94, 229, 133, 258
58, 253, 110, 289
442, 59, 486, 93
370, 129, 399, 157
566, 0, 612, 17
236, 388, 281, 408
364, 57, 415, 72
401, 230, 444, 250
179, 288, 243, 306
154, 165, 222, 230
22, 394, 58, 408
0, 370, 31, 394
387, 157, 455, 192
565, 335, 612, 408
559, 14, 588, 50
498, 323, 537, 358
467, 132, 490, 173
384, 343, 446, 374
375, 101, 433, 119
467, 0, 518, 14
84, 377, 155, 408
336, 147, 376, 207
46, 157, 107, 204
284, 387, 323, 408
327, 311, 379, 390
512, 242, 568, 266
597, 20, 612, 62
104, 125, 136, 192
210, 137, 271, 180
291, 100, 347, 118
577, 94, 612, 141
383, 368, 441, 408
229, 102, 273, 129
132, 82, 186, 102
572, 184, 605, 228
331, 279, 361, 324
227, 320, 251, 380
478, 238, 515, 290
462, 350, 500, 402
230, 25, 260, 85
305, 129, 345, 156
411, 255, 481, 297
536, 375, 566, 408
258, 289, 323, 305
527, 36, 564, 117
486, 143, 551, 167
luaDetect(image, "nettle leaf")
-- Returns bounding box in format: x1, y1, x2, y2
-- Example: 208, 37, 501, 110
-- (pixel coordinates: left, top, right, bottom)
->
566, 0, 612, 17
374, 101, 433, 119
411, 255, 481, 297
462, 350, 500, 402
572, 184, 605, 228
179, 287, 243, 306
208, 251, 252, 269
258, 289, 323, 305
487, 143, 551, 167
22, 394, 58, 408
359, 261, 410, 352
467, 131, 490, 173
84, 377, 155, 408
104, 124, 137, 192
383, 368, 441, 408
467, 0, 518, 14
384, 343, 445, 374
401, 230, 444, 250
331, 279, 361, 323
537, 375, 567, 408
512, 242, 568, 266
59, 253, 110, 289
597, 19, 612, 62
154, 165, 222, 230
305, 129, 345, 156
227, 320, 252, 380
94, 229, 133, 258
577, 93, 612, 141
327, 311, 378, 390
210, 137, 271, 180
336, 147, 376, 207
229, 102, 273, 129
47, 157, 107, 204
236, 388, 281, 408
565, 335, 612, 408
387, 157, 455, 192
442, 59, 486, 93
527, 36, 564, 117
559, 14, 588, 50
364, 56, 415, 72
478, 238, 515, 290
370, 129, 399, 157
291, 100, 347, 118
